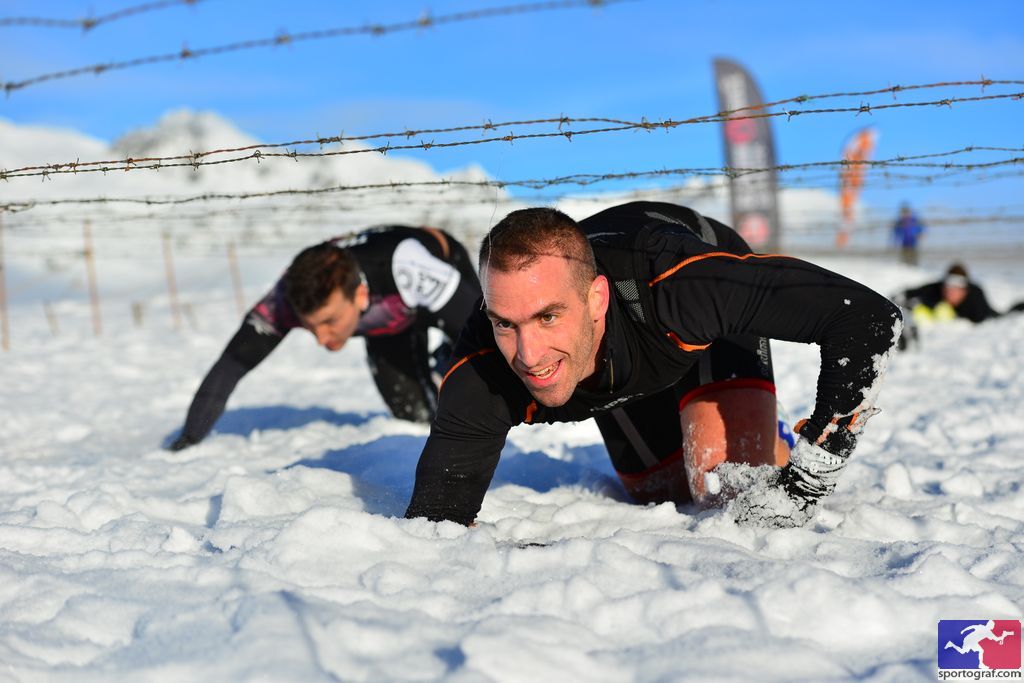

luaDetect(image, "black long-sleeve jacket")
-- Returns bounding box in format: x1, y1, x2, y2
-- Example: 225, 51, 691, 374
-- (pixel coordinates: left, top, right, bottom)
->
405, 202, 902, 525
179, 225, 479, 443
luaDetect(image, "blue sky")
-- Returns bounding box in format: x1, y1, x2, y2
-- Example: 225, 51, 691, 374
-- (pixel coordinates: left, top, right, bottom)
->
2, 0, 1022, 218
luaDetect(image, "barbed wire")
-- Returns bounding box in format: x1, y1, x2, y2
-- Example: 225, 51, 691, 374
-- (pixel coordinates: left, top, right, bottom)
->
849, 215, 1024, 231
3, 149, 1022, 214
1, 0, 626, 94
9, 204, 1022, 236
756, 148, 1024, 176
6, 167, 1023, 230
3, 199, 508, 228
3, 80, 1022, 181
0, 180, 515, 218
7, 211, 1024, 260
0, 0, 204, 31
0, 187, 684, 229
4, 161, 1023, 226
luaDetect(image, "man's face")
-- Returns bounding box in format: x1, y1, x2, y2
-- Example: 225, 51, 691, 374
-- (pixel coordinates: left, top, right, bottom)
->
483, 255, 608, 407
301, 284, 368, 352
943, 283, 967, 308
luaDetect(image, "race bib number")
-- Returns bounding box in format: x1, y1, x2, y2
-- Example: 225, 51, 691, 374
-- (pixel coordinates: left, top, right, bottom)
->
391, 238, 461, 312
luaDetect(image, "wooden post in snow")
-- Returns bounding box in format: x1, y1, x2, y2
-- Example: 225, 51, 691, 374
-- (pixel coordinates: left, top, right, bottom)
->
131, 301, 144, 329
162, 231, 183, 331
227, 240, 246, 316
44, 301, 59, 336
83, 220, 102, 337
0, 214, 9, 351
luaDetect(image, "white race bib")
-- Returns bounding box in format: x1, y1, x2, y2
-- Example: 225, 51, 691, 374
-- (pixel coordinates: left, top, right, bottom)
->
391, 238, 461, 312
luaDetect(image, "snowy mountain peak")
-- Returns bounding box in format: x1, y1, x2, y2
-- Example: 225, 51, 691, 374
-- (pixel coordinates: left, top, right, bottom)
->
111, 109, 260, 159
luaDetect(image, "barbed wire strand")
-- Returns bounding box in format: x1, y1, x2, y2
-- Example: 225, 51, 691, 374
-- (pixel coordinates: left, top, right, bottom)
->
2, 0, 628, 94
4, 80, 1022, 180
2, 78, 1016, 174
7, 211, 1024, 261
9, 203, 1023, 237
5, 160, 1022, 228
0, 0, 204, 31
4, 94, 1022, 181
3, 150, 1022, 214
5, 158, 1023, 222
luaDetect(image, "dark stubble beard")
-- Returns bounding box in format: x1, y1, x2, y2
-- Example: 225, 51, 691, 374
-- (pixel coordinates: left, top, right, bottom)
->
533, 303, 596, 408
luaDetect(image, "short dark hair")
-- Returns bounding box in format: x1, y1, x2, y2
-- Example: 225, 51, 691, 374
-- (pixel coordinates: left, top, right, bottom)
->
946, 262, 969, 279
479, 207, 597, 297
283, 242, 362, 315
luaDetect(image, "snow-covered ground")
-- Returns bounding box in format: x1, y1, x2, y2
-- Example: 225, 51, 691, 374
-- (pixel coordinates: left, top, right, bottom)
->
3, 111, 1024, 681
2, 253, 1023, 682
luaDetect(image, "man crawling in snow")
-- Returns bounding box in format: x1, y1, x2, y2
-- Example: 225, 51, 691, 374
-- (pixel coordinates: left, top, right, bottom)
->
404, 202, 903, 528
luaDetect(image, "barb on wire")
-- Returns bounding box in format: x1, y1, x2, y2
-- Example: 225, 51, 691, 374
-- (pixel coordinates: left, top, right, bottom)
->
2, 0, 632, 94
3, 141, 1020, 187
7, 163, 1024, 235
7, 210, 1024, 260
2, 80, 1021, 181
3, 150, 1022, 214
0, 0, 203, 31
6, 163, 1023, 219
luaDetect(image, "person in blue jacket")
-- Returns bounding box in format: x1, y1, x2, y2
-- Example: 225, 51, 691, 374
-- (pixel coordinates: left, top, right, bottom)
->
892, 203, 925, 266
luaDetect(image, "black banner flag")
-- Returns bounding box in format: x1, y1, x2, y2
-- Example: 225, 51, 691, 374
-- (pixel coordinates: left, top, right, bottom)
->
713, 58, 781, 252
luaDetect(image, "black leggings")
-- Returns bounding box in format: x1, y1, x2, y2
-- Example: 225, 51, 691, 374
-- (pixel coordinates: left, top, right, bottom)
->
365, 324, 439, 423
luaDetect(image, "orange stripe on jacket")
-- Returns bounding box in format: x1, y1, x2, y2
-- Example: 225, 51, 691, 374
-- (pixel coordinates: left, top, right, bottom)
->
439, 348, 495, 391
665, 330, 710, 353
524, 401, 538, 424
649, 251, 797, 287
421, 226, 451, 260
793, 413, 861, 445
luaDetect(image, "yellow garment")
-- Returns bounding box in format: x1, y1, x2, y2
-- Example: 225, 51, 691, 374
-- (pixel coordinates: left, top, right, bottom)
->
933, 301, 957, 321
912, 303, 934, 324
912, 302, 957, 324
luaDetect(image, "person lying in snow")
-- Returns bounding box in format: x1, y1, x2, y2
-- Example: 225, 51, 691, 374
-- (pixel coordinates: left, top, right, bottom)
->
169, 225, 481, 451
403, 202, 902, 528
893, 262, 1024, 351
900, 262, 1024, 324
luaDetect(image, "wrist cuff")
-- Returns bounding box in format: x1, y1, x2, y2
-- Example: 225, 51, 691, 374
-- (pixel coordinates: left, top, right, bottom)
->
795, 408, 876, 458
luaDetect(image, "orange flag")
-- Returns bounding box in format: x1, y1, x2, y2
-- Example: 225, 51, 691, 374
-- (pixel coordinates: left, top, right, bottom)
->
837, 127, 878, 248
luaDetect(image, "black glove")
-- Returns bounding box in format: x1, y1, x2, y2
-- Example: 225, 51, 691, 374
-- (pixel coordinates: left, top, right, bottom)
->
729, 440, 847, 529
780, 408, 879, 509
168, 433, 201, 452
778, 437, 849, 511
731, 411, 876, 528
